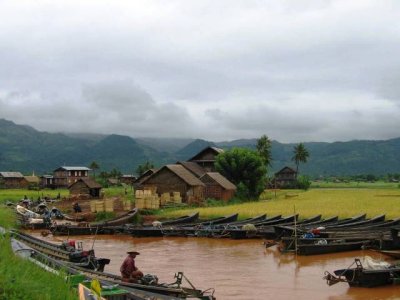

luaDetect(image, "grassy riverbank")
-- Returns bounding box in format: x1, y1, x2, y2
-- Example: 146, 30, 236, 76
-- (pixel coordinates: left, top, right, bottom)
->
0, 209, 77, 300
158, 188, 400, 221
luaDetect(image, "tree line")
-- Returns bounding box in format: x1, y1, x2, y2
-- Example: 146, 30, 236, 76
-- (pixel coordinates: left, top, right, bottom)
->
215, 135, 310, 200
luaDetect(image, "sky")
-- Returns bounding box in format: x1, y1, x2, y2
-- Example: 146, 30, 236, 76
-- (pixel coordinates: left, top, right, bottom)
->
1, 0, 400, 143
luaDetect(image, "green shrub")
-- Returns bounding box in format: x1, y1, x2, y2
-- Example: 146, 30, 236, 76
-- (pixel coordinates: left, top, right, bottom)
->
95, 211, 116, 221
296, 175, 311, 190
206, 198, 225, 207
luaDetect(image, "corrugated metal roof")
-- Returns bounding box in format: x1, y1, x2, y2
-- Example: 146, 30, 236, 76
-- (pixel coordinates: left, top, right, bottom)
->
202, 172, 236, 190
0, 172, 24, 178
177, 161, 206, 178
211, 147, 224, 153
54, 166, 91, 171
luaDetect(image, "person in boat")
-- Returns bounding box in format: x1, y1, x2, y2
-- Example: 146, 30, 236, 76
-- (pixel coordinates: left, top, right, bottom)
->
73, 202, 82, 213
120, 250, 143, 283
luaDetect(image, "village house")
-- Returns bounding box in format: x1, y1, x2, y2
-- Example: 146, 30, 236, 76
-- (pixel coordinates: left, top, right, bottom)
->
53, 166, 91, 188
273, 166, 297, 188
188, 146, 224, 172
24, 175, 40, 189
68, 178, 102, 198
40, 175, 54, 189
107, 178, 119, 186
0, 171, 26, 189
120, 174, 136, 185
200, 172, 237, 202
140, 164, 205, 204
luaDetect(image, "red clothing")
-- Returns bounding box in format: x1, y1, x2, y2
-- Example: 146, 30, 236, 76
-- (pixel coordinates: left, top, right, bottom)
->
120, 255, 137, 278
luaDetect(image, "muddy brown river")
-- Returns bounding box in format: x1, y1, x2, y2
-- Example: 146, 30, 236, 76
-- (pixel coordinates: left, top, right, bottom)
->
31, 233, 400, 299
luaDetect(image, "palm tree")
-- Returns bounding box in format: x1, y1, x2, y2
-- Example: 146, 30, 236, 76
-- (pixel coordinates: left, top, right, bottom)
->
256, 135, 272, 168
292, 143, 309, 177
89, 161, 100, 179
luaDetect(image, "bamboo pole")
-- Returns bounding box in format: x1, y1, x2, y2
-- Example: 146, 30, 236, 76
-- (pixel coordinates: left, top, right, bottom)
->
294, 205, 298, 255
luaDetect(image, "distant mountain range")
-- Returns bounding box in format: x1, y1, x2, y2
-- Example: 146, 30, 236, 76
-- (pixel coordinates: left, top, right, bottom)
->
1, 118, 399, 176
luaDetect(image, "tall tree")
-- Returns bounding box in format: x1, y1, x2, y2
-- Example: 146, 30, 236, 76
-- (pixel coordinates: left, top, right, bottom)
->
215, 148, 267, 200
136, 161, 154, 176
292, 143, 309, 176
89, 161, 99, 179
256, 135, 272, 169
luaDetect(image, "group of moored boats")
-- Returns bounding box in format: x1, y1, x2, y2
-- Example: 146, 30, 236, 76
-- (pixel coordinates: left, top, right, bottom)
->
15, 203, 85, 229
4, 227, 216, 299
11, 200, 400, 291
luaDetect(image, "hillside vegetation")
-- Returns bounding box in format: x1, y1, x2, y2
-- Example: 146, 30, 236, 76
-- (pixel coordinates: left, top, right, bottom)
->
1, 118, 400, 176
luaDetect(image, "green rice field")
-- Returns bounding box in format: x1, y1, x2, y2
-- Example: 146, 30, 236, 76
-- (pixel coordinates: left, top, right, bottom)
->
160, 188, 400, 221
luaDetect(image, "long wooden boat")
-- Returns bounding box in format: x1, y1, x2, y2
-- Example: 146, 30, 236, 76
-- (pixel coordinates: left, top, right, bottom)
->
225, 215, 298, 240
51, 224, 126, 236
12, 236, 215, 299
196, 213, 239, 226
273, 216, 340, 239
324, 258, 400, 288
325, 214, 386, 230
279, 214, 382, 238
129, 213, 239, 238
16, 205, 42, 218
74, 266, 216, 299
212, 214, 267, 229
156, 212, 200, 226
206, 214, 268, 238
374, 227, 400, 250
329, 213, 367, 226
280, 234, 382, 252
259, 215, 331, 240
51, 209, 138, 236
296, 239, 372, 255
11, 230, 110, 271
125, 212, 199, 237
91, 209, 138, 226
11, 238, 193, 300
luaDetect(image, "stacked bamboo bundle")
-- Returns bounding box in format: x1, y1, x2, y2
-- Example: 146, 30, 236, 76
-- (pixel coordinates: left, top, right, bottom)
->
172, 192, 182, 204
90, 200, 104, 212
90, 199, 114, 212
160, 192, 170, 206
104, 199, 114, 212
123, 199, 132, 210
135, 189, 160, 209
135, 198, 145, 209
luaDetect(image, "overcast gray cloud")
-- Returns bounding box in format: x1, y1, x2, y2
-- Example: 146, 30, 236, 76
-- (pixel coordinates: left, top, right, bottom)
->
1, 0, 400, 142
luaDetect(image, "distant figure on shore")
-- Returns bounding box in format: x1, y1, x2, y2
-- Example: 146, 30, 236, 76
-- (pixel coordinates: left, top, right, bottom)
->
120, 250, 143, 283
73, 202, 82, 213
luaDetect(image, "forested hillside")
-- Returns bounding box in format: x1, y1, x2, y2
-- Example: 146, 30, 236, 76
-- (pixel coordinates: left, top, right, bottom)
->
1, 119, 399, 176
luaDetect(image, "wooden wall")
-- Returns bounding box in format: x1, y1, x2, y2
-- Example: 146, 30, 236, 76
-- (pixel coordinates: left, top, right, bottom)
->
143, 169, 205, 203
